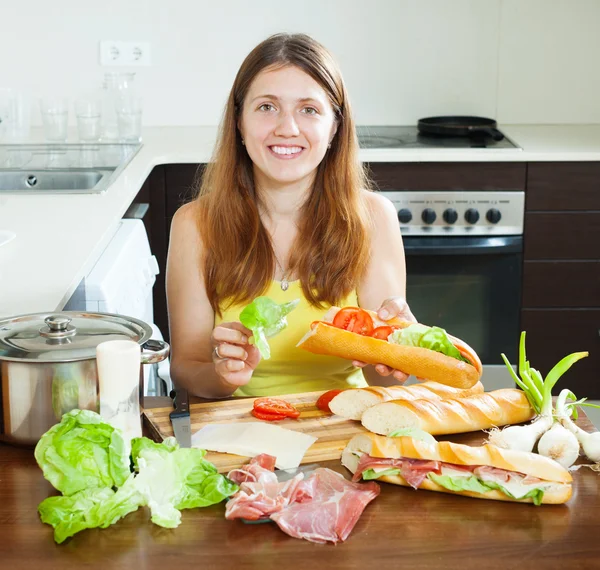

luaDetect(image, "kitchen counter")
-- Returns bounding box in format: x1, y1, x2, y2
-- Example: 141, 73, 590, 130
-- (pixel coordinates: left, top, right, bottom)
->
1, 124, 599, 319
1, 401, 599, 570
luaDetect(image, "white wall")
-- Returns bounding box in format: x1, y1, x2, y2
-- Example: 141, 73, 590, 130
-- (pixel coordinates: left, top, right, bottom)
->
2, 0, 599, 127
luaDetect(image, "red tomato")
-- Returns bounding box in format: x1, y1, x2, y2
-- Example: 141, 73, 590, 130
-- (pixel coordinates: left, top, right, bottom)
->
332, 307, 374, 336
251, 409, 287, 421
316, 389, 343, 413
371, 325, 396, 340
253, 397, 300, 419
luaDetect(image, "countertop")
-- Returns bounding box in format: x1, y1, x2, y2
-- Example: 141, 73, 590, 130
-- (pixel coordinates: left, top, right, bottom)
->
1, 400, 599, 570
1, 124, 600, 320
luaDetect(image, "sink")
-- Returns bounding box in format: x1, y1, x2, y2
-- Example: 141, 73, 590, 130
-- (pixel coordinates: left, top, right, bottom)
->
0, 169, 116, 193
0, 143, 141, 194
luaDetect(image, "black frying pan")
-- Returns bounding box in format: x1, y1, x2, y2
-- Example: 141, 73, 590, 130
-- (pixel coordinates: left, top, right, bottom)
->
418, 116, 504, 141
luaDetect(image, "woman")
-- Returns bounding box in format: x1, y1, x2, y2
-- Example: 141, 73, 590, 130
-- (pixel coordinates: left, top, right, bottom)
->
166, 33, 416, 399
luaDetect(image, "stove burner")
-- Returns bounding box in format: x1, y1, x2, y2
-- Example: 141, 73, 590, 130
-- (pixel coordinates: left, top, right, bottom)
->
356, 126, 520, 150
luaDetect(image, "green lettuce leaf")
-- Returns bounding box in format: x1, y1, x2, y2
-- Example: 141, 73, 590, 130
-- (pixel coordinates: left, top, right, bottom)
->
34, 409, 131, 496
428, 473, 545, 505
131, 436, 239, 528
38, 475, 143, 544
388, 428, 437, 446
389, 324, 470, 364
239, 296, 299, 359
362, 468, 401, 480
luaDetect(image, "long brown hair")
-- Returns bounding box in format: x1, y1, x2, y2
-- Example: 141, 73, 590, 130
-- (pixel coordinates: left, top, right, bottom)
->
196, 33, 372, 315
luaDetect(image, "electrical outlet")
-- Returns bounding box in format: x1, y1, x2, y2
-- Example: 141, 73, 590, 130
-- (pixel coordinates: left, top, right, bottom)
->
99, 41, 152, 67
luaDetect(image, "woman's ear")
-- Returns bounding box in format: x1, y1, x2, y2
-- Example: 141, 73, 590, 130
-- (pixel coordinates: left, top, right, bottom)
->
328, 120, 339, 146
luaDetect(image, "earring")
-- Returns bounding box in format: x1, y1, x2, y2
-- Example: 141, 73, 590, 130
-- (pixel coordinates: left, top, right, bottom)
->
241, 139, 245, 146
327, 143, 331, 149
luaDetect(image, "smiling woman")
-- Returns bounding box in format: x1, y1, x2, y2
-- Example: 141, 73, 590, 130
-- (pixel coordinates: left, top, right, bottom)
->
166, 33, 416, 398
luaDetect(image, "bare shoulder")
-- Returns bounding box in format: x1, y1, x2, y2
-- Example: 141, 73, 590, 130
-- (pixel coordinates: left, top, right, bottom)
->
170, 201, 202, 247
362, 190, 399, 230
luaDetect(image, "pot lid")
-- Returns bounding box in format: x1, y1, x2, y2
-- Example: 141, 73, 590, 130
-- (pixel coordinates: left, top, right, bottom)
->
0, 311, 152, 362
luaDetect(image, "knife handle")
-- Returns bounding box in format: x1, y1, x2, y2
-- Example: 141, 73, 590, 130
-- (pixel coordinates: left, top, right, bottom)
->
170, 387, 190, 418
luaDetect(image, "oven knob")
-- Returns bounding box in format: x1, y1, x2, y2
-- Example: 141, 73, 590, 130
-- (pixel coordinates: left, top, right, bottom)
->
398, 208, 412, 224
443, 208, 458, 224
421, 208, 437, 225
465, 208, 480, 224
486, 208, 502, 224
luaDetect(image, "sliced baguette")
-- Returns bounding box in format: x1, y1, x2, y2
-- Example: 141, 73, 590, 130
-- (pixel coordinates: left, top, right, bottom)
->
329, 381, 485, 421
342, 433, 572, 504
361, 389, 535, 436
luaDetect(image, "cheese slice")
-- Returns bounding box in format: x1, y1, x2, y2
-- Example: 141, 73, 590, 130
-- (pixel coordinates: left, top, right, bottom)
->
191, 422, 318, 470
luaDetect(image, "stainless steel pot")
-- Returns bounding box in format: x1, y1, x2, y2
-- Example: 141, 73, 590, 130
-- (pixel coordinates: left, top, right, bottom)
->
0, 311, 169, 446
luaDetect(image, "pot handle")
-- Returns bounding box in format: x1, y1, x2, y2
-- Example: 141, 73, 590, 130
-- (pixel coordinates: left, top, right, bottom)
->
140, 339, 170, 364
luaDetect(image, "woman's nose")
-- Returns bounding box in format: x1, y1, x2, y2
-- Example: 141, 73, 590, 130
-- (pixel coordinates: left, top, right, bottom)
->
274, 111, 300, 137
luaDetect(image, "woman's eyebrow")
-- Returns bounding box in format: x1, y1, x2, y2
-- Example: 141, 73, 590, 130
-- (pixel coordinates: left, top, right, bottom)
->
250, 94, 323, 104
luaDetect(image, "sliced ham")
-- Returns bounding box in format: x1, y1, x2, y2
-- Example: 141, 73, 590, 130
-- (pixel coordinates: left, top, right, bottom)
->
225, 454, 311, 521
352, 454, 440, 489
270, 468, 380, 544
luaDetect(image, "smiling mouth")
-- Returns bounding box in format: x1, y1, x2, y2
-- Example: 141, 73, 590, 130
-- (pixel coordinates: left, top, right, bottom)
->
268, 145, 305, 159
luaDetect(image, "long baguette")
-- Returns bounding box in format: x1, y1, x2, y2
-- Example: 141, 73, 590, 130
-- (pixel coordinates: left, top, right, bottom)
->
341, 433, 572, 505
329, 381, 485, 421
297, 307, 482, 390
361, 389, 535, 436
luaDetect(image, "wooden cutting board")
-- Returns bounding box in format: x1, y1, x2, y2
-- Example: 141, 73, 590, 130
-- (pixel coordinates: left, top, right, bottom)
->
142, 391, 367, 473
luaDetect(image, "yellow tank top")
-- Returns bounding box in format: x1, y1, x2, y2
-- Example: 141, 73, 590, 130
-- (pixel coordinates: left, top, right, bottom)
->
215, 280, 366, 397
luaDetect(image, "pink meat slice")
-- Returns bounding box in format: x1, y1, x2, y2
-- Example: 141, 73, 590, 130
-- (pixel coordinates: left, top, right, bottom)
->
225, 454, 314, 521
270, 468, 380, 544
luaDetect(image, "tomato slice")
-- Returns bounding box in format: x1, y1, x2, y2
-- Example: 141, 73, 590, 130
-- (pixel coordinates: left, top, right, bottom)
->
251, 409, 288, 421
316, 389, 343, 413
371, 325, 396, 340
253, 397, 301, 419
332, 307, 374, 336
310, 320, 323, 330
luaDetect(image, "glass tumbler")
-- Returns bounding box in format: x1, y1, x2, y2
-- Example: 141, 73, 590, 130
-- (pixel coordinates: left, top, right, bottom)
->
75, 98, 102, 142
40, 96, 69, 142
116, 95, 143, 143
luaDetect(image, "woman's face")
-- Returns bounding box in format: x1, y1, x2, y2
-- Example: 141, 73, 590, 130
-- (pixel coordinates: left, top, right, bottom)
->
239, 65, 338, 190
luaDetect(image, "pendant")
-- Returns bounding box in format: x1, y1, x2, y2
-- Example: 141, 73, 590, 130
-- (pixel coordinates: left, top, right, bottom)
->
280, 278, 289, 291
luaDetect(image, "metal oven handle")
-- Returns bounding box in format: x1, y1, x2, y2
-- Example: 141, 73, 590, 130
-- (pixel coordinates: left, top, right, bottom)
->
403, 235, 523, 256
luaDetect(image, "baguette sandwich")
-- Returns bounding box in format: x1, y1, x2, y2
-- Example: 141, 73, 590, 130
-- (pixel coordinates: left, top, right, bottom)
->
297, 306, 482, 389
329, 381, 485, 420
361, 388, 535, 436
342, 433, 572, 505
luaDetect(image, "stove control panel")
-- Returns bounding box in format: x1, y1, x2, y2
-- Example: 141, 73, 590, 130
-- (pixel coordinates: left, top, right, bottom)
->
380, 191, 524, 236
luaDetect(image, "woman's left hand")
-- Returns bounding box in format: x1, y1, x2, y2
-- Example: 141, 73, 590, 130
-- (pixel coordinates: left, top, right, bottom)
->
353, 296, 418, 383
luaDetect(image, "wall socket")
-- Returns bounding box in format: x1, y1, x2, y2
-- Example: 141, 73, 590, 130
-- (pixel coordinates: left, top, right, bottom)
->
99, 40, 152, 66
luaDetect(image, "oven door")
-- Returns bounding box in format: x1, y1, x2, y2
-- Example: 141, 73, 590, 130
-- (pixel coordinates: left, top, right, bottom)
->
403, 235, 522, 382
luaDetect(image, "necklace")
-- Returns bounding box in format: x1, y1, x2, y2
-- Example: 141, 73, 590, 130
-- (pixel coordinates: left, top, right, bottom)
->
273, 253, 290, 291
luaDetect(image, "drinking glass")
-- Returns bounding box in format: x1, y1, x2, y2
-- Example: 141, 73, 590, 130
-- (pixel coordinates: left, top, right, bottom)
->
116, 95, 143, 143
75, 98, 102, 142
40, 96, 69, 142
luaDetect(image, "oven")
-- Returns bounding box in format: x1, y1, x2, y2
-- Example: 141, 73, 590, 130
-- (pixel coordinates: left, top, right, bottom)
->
381, 189, 525, 390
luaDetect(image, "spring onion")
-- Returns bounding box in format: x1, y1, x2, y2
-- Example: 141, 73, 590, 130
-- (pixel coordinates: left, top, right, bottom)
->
487, 331, 588, 455
556, 389, 600, 463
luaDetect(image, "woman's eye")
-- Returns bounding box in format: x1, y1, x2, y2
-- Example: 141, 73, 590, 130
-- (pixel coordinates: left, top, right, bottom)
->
302, 107, 318, 115
258, 103, 275, 112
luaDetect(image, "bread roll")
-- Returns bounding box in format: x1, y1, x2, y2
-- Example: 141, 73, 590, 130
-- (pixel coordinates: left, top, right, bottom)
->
361, 389, 535, 436
342, 433, 572, 505
329, 381, 485, 421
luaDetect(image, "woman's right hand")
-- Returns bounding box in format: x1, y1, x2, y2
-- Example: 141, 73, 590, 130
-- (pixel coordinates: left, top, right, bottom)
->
211, 322, 261, 388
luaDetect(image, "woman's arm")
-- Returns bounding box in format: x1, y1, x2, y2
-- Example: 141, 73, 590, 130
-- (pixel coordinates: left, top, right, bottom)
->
166, 203, 259, 398
357, 191, 417, 386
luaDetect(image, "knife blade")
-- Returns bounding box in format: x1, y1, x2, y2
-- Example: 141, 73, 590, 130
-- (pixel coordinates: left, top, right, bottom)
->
169, 386, 192, 448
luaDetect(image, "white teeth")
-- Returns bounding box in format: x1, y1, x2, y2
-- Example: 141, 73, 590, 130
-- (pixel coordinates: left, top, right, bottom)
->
271, 146, 303, 155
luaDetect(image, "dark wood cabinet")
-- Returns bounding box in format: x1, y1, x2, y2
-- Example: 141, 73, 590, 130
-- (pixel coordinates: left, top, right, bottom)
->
522, 162, 600, 397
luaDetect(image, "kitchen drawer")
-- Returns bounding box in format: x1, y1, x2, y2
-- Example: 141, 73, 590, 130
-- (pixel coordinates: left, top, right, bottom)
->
522, 260, 600, 308
366, 162, 526, 191
524, 212, 600, 260
520, 309, 600, 398
526, 162, 600, 211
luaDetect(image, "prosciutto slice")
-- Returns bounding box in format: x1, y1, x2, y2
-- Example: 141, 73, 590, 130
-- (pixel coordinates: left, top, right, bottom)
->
225, 454, 313, 521
352, 454, 441, 489
270, 468, 380, 544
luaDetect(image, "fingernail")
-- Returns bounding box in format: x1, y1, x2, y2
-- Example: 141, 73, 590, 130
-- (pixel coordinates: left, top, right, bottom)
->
379, 309, 389, 320
241, 336, 248, 344
243, 351, 248, 360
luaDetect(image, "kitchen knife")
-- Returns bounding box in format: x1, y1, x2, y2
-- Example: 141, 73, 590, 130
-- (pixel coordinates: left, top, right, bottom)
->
169, 386, 192, 448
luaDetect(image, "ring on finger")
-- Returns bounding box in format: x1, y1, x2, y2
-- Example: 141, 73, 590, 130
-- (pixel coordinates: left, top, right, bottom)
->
213, 345, 224, 360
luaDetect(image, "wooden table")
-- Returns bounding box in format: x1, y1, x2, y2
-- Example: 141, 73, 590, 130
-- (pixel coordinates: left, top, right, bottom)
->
1, 398, 599, 570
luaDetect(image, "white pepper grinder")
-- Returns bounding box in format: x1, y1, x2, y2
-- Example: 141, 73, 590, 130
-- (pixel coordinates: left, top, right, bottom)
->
96, 339, 142, 445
